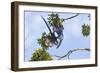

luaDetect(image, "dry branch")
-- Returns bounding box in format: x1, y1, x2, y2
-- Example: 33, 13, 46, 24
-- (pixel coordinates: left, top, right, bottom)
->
63, 13, 79, 21
53, 48, 90, 60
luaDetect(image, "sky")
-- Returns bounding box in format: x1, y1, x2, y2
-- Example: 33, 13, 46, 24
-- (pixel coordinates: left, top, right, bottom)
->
24, 11, 90, 62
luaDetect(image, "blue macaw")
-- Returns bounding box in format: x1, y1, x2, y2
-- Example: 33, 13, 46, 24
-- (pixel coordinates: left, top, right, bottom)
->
41, 16, 63, 48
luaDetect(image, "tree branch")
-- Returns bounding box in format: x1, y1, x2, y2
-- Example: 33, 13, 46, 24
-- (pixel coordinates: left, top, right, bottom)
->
53, 48, 90, 60
63, 13, 79, 21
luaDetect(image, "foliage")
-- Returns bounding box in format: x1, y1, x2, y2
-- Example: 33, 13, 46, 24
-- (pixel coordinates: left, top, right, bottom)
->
37, 32, 51, 50
48, 12, 64, 27
30, 48, 52, 61
82, 24, 90, 37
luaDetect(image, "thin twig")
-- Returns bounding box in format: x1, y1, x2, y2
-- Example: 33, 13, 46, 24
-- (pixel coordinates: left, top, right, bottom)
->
53, 48, 90, 60
63, 13, 79, 21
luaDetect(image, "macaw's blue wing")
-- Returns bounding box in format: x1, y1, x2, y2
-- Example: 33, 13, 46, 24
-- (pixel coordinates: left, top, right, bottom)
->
56, 31, 64, 48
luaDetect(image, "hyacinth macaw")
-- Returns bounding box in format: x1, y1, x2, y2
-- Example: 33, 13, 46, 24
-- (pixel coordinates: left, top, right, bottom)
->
41, 16, 63, 48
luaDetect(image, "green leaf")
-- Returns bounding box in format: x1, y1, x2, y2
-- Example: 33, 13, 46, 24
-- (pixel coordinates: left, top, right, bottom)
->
30, 48, 52, 61
47, 12, 64, 27
82, 24, 90, 37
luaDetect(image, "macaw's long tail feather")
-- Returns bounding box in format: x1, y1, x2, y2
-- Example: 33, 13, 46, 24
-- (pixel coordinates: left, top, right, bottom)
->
41, 16, 53, 35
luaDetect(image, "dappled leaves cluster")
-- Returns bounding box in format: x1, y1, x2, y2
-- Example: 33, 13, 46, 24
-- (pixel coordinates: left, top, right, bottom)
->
82, 24, 90, 37
30, 48, 52, 61
48, 12, 64, 27
37, 32, 50, 50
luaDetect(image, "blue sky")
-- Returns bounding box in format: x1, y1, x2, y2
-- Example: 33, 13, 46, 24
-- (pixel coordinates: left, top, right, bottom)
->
24, 11, 90, 61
